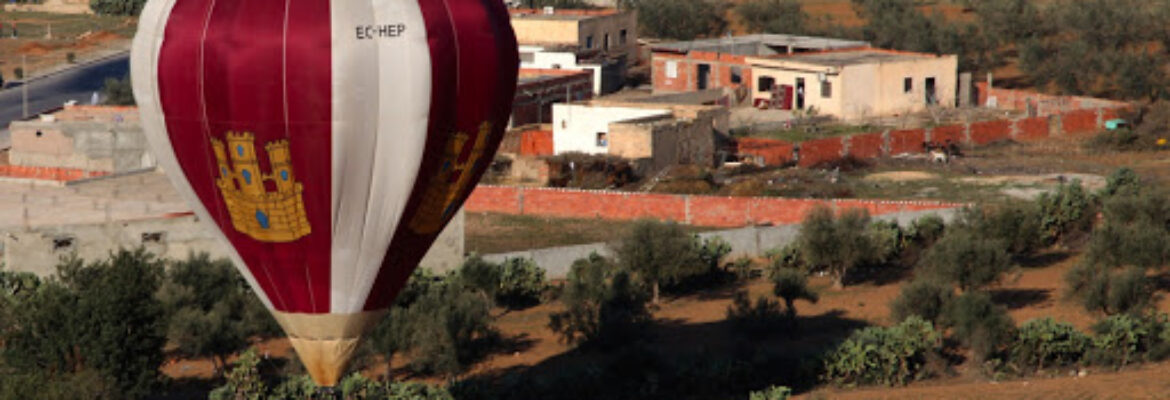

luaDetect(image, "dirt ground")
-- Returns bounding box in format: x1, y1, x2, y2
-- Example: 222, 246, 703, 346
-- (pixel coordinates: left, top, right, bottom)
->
0, 11, 134, 80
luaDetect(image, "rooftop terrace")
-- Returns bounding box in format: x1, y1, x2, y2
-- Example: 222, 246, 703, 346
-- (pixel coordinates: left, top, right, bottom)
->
651, 34, 869, 56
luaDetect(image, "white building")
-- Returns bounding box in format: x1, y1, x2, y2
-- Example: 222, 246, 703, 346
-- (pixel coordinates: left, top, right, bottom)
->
519, 45, 605, 95
552, 102, 670, 155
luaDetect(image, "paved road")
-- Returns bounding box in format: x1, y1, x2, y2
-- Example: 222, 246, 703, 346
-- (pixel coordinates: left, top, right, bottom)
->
0, 52, 131, 147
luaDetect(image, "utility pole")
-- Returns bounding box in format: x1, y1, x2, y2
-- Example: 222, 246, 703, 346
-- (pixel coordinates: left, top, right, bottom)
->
22, 54, 28, 118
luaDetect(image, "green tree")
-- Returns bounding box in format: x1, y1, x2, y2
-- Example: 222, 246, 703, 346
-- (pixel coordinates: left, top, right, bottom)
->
890, 279, 954, 324
403, 281, 496, 376
941, 292, 1015, 362
622, 0, 727, 40
613, 220, 702, 303
797, 206, 876, 288
770, 267, 818, 319
549, 253, 651, 347
918, 231, 1012, 292
157, 253, 278, 377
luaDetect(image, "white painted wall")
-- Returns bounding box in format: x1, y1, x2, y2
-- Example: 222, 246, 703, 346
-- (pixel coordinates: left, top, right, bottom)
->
552, 103, 670, 155
520, 46, 604, 94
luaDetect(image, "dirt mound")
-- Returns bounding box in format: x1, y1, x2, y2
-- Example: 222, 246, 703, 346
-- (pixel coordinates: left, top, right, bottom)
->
76, 30, 123, 48
17, 42, 60, 56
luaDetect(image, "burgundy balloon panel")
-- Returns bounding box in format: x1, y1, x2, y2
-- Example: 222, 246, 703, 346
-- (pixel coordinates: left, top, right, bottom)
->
134, 0, 519, 314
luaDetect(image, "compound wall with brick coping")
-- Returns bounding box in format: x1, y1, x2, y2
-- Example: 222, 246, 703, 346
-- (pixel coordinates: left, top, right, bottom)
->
0, 165, 110, 182
464, 185, 962, 228
738, 103, 1131, 167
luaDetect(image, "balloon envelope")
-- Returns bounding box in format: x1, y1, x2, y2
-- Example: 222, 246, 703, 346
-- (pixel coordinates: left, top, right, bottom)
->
132, 0, 518, 386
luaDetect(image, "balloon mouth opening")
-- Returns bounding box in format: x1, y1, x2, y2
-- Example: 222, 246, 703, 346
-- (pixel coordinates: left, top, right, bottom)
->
273, 310, 385, 387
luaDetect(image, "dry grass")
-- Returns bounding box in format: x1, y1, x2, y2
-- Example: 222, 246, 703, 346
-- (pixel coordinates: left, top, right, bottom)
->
465, 212, 718, 254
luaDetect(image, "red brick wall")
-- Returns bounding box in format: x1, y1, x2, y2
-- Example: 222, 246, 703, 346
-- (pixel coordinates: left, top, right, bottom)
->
969, 120, 1012, 145
652, 51, 751, 93
465, 186, 962, 228
520, 130, 554, 156
737, 138, 794, 165
930, 124, 966, 145
0, 166, 110, 181
888, 129, 926, 155
1061, 109, 1099, 136
847, 133, 884, 159
1015, 116, 1050, 141
652, 53, 691, 92
798, 137, 844, 167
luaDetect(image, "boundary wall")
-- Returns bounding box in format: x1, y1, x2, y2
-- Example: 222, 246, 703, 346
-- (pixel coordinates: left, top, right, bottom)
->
738, 101, 1130, 167
482, 207, 961, 278
465, 185, 961, 228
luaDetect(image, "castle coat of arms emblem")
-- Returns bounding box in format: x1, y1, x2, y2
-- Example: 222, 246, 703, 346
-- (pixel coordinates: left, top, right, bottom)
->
408, 122, 491, 234
211, 132, 311, 242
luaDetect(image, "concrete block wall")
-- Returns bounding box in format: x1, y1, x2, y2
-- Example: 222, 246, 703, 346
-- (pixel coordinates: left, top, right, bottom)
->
463, 185, 962, 228
482, 207, 960, 279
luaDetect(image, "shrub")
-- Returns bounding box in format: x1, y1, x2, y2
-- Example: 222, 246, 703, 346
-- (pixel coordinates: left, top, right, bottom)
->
65, 52, 75, 64
614, 220, 705, 303
822, 317, 941, 387
726, 291, 787, 337
748, 385, 793, 400
1102, 167, 1143, 197
404, 282, 496, 376
1066, 264, 1155, 316
89, 0, 147, 15
496, 258, 548, 308
697, 236, 733, 272
918, 230, 1012, 292
767, 243, 803, 271
1009, 318, 1091, 373
736, 0, 807, 34
1085, 128, 1160, 152
1089, 314, 1151, 367
14, 68, 23, 80
771, 267, 818, 319
1085, 222, 1170, 270
622, 0, 727, 40
942, 292, 1016, 362
905, 214, 946, 247
797, 206, 877, 288
868, 220, 904, 265
549, 254, 651, 347
890, 279, 954, 324
1036, 180, 1094, 243
100, 75, 135, 105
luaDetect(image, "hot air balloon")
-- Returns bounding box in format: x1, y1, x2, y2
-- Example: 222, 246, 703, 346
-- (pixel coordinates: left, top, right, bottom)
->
130, 0, 519, 387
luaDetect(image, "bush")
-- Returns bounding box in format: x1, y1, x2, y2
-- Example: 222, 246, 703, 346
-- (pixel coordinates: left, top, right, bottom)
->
1085, 128, 1161, 152
212, 352, 455, 399
1036, 180, 1094, 244
906, 214, 946, 247
403, 282, 496, 376
1089, 314, 1153, 367
496, 258, 548, 308
822, 317, 942, 387
1065, 264, 1155, 316
736, 0, 807, 34
726, 291, 787, 337
942, 292, 1016, 362
890, 279, 954, 324
1102, 167, 1143, 197
868, 220, 904, 265
1009, 318, 1091, 373
771, 267, 818, 319
549, 254, 651, 347
748, 385, 792, 400
918, 230, 1012, 292
101, 75, 135, 106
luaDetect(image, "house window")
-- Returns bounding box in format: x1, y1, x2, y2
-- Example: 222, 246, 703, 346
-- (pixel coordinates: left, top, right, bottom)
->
904, 77, 913, 93
821, 81, 832, 98
604, 33, 610, 50
665, 61, 678, 78
141, 232, 165, 244
758, 76, 775, 92
52, 236, 75, 251
596, 132, 608, 147
586, 35, 593, 49
620, 29, 628, 45
730, 66, 743, 84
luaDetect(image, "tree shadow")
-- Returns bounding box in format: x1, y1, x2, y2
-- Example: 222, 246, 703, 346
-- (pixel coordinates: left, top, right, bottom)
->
988, 288, 1051, 310
1016, 251, 1074, 269
452, 310, 869, 400
848, 264, 913, 286
1149, 271, 1170, 292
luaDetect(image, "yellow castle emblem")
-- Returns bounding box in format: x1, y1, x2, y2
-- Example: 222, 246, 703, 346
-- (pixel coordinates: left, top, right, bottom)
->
211, 132, 311, 242
409, 122, 491, 234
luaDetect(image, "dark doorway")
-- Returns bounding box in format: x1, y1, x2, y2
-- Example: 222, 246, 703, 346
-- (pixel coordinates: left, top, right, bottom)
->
697, 64, 711, 90
795, 78, 805, 109
925, 77, 937, 105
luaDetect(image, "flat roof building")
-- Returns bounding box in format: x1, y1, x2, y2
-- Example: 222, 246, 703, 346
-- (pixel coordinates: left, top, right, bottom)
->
747, 48, 959, 120
509, 8, 638, 64
651, 34, 869, 95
